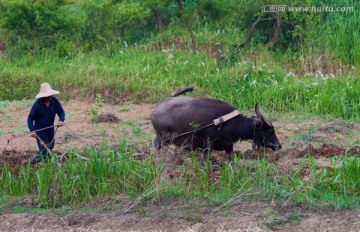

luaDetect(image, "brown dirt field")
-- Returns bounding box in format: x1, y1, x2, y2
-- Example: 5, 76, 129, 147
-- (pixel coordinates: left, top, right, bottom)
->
0, 200, 359, 232
0, 100, 360, 231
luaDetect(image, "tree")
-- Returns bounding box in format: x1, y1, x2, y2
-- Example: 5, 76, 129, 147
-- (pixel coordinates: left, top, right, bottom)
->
0, 0, 78, 56
175, 0, 197, 54
81, 0, 151, 50
144, 0, 198, 54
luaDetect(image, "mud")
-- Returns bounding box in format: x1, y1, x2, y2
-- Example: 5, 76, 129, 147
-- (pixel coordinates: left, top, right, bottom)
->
0, 150, 33, 173
93, 112, 121, 123
242, 143, 360, 162
319, 120, 355, 134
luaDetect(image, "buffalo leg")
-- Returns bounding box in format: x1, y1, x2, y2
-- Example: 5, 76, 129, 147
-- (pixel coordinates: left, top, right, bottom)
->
213, 138, 233, 161
224, 142, 234, 161
152, 135, 162, 150
225, 148, 233, 161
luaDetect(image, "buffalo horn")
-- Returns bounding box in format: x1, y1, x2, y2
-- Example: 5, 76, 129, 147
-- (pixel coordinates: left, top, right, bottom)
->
255, 104, 272, 127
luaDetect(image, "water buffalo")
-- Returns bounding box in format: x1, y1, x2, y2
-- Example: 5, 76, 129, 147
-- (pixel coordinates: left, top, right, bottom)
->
151, 87, 281, 159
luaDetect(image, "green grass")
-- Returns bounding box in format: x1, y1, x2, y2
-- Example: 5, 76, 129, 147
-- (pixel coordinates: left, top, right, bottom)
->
122, 120, 144, 138
0, 140, 359, 210
0, 101, 12, 113
115, 104, 134, 112
0, 48, 359, 121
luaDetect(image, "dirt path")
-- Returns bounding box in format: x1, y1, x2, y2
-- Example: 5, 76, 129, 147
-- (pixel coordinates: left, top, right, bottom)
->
1, 100, 360, 231
0, 199, 359, 231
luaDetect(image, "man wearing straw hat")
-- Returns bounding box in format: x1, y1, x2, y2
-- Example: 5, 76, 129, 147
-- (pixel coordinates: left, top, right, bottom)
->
27, 82, 66, 164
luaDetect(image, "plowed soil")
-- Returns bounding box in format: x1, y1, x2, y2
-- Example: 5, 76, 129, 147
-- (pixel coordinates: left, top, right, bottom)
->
0, 100, 359, 231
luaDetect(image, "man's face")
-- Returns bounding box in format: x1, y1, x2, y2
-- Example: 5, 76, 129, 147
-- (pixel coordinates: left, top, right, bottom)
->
41, 96, 52, 101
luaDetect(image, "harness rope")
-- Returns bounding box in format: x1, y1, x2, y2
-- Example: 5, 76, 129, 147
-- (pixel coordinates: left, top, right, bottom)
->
41, 126, 59, 147
64, 124, 93, 147
160, 110, 240, 143
2, 125, 59, 153
161, 122, 215, 143
2, 110, 249, 154
2, 120, 104, 152
2, 124, 93, 162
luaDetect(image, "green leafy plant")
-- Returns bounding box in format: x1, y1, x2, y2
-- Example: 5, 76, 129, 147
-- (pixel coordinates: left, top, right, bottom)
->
89, 93, 105, 124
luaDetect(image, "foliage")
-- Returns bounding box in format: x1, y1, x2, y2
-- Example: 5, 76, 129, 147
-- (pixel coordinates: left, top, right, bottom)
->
0, 0, 81, 56
80, 0, 150, 50
0, 0, 358, 66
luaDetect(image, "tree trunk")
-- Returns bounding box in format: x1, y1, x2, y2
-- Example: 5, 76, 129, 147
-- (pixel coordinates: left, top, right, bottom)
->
153, 8, 166, 32
215, 43, 224, 68
175, 0, 197, 54
236, 13, 264, 51
0, 40, 5, 59
265, 12, 282, 48
33, 36, 38, 58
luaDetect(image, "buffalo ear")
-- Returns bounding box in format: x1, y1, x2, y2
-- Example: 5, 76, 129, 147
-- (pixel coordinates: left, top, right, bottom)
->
255, 104, 272, 127
254, 117, 263, 128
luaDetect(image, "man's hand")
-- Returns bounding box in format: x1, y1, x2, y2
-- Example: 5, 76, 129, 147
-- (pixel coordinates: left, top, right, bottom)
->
31, 131, 37, 138
57, 121, 65, 127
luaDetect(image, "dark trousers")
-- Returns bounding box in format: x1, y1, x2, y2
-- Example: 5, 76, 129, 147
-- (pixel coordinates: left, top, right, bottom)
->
36, 132, 55, 160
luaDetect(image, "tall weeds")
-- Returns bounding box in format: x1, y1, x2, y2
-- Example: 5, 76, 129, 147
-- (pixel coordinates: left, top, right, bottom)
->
3, 142, 358, 208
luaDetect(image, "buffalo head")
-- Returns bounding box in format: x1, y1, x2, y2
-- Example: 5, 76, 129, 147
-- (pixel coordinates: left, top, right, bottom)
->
253, 104, 282, 151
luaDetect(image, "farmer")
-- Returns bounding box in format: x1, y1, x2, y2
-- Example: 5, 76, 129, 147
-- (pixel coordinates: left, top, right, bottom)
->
27, 82, 65, 163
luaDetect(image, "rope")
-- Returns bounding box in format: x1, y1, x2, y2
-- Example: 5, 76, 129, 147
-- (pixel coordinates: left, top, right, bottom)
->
39, 127, 59, 148
64, 125, 93, 147
2, 125, 58, 153
160, 110, 241, 143
1, 123, 98, 155
161, 122, 215, 143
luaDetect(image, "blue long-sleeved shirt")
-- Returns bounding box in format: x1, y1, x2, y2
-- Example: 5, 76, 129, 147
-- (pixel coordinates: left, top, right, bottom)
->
27, 97, 65, 135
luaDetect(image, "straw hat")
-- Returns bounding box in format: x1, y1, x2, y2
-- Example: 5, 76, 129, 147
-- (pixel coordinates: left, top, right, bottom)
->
35, 83, 60, 99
